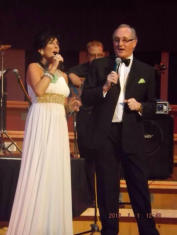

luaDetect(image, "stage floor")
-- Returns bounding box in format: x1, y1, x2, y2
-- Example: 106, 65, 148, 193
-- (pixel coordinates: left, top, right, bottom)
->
0, 227, 7, 235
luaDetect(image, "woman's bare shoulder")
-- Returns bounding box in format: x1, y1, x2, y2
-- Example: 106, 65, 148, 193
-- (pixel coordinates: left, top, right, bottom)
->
60, 71, 68, 84
27, 62, 42, 71
26, 63, 43, 85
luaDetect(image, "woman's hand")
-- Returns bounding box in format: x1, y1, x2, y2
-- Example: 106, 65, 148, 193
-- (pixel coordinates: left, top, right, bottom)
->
49, 53, 64, 73
68, 97, 82, 112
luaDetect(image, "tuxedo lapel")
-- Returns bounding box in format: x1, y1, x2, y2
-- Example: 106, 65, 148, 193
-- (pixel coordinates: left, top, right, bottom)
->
124, 59, 138, 97
106, 56, 116, 74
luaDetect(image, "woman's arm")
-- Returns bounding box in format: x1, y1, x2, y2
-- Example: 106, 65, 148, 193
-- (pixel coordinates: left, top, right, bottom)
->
26, 54, 62, 96
26, 63, 52, 96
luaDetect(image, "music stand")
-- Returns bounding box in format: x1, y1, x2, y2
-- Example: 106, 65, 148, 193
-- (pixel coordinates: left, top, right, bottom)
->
0, 45, 22, 155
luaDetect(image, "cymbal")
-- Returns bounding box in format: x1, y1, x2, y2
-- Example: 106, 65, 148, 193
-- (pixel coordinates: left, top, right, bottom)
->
0, 44, 11, 51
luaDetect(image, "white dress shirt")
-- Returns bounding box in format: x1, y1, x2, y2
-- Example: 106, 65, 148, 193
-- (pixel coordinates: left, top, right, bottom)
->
112, 55, 133, 122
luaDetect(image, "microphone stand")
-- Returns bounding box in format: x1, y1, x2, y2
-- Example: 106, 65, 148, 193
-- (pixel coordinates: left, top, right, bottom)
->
72, 91, 100, 234
0, 49, 22, 155
13, 69, 31, 105
68, 82, 100, 234
74, 173, 100, 235
72, 111, 80, 158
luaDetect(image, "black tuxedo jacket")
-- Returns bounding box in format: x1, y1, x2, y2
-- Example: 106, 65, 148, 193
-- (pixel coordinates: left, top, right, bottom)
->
82, 56, 156, 153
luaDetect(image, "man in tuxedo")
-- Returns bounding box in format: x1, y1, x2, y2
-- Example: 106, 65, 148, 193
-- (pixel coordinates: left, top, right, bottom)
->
82, 24, 159, 235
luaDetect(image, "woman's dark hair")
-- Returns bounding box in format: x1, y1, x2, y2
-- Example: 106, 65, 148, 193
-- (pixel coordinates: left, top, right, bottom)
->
33, 30, 60, 51
32, 30, 60, 63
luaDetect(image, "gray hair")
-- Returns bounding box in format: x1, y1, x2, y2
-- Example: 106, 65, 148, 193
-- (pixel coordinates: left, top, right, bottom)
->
113, 24, 137, 40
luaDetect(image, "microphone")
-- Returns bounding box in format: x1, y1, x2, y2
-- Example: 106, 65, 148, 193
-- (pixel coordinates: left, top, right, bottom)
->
111, 57, 121, 87
12, 69, 31, 104
12, 68, 20, 78
59, 61, 64, 71
114, 57, 121, 73
53, 52, 64, 71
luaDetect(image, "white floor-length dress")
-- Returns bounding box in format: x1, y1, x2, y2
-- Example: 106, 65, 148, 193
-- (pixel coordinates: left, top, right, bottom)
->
7, 73, 73, 235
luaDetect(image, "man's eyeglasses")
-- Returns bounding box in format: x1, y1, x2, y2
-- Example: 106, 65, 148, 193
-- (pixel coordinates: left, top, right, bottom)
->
113, 38, 135, 44
88, 53, 104, 57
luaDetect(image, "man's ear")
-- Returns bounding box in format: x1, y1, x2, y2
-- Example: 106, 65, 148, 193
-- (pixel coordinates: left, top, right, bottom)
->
133, 39, 138, 50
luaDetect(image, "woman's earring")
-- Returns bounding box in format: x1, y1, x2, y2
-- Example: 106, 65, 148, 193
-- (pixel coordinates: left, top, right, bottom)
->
38, 49, 44, 55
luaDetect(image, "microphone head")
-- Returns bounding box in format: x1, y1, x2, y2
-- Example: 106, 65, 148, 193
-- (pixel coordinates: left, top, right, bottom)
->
115, 57, 121, 65
12, 69, 21, 78
113, 57, 121, 73
12, 68, 19, 74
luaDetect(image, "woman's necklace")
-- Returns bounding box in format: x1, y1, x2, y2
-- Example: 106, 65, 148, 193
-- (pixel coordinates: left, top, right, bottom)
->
51, 73, 58, 83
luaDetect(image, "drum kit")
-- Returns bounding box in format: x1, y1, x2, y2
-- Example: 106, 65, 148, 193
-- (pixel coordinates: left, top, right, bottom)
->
0, 44, 22, 155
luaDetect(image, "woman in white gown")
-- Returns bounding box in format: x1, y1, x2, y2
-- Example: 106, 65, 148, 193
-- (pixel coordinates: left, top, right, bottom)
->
7, 31, 79, 235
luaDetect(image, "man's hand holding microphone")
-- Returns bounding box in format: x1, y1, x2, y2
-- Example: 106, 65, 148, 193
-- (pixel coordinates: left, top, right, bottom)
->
102, 71, 119, 93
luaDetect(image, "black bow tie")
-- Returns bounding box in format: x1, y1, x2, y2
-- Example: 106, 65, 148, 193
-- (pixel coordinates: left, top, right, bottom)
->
121, 58, 130, 66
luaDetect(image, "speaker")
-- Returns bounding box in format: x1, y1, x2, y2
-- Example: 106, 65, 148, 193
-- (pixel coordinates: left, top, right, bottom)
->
143, 114, 174, 179
0, 158, 91, 220
0, 157, 21, 221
